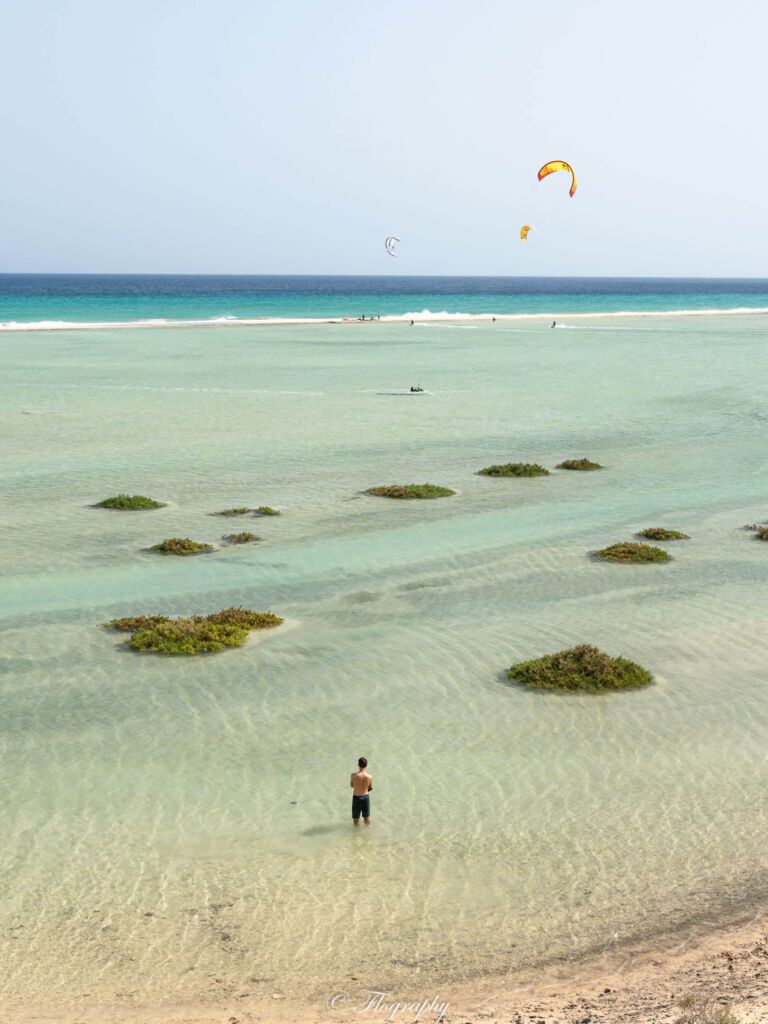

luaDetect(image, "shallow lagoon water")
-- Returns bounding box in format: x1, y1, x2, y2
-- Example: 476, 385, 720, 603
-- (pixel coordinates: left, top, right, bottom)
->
2, 316, 768, 1009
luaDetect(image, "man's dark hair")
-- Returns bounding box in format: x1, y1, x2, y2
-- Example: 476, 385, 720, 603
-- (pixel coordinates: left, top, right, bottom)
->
358, 756, 368, 768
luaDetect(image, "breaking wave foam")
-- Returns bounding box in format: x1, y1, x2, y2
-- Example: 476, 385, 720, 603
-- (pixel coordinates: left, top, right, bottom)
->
400, 309, 472, 320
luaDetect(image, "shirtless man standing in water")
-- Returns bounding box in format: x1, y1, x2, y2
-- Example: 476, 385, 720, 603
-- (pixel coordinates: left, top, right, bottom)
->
350, 757, 373, 826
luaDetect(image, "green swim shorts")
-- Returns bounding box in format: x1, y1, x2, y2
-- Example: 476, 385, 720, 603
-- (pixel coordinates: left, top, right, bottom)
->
352, 794, 370, 820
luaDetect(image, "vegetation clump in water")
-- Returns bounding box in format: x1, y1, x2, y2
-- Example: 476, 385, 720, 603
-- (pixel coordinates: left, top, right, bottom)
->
214, 506, 281, 517
129, 619, 247, 654
205, 607, 283, 629
557, 458, 602, 471
594, 541, 671, 563
479, 463, 549, 477
753, 526, 768, 541
106, 607, 283, 655
636, 527, 689, 541
148, 537, 213, 555
95, 494, 165, 510
506, 644, 652, 693
222, 532, 260, 544
105, 614, 170, 632
366, 484, 455, 499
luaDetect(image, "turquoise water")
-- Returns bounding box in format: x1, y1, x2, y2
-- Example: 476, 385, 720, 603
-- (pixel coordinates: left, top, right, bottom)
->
3, 274, 768, 324
2, 314, 768, 1011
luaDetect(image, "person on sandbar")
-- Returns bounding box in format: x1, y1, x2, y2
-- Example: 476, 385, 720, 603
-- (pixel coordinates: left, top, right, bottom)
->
350, 756, 373, 826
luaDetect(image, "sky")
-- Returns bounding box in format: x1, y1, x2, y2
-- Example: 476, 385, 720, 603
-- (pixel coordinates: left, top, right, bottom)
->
1, 0, 767, 276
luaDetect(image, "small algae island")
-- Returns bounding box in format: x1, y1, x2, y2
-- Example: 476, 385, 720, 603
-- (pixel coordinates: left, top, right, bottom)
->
557, 458, 603, 471
594, 541, 671, 563
636, 527, 689, 541
108, 615, 171, 631
213, 506, 281, 517
105, 607, 283, 655
222, 532, 260, 544
94, 494, 165, 510
213, 507, 253, 516
366, 483, 455, 499
507, 644, 653, 693
148, 537, 214, 555
479, 462, 549, 477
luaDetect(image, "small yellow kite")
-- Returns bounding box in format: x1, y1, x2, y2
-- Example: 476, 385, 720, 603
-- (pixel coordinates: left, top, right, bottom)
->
520, 224, 534, 241
537, 160, 577, 197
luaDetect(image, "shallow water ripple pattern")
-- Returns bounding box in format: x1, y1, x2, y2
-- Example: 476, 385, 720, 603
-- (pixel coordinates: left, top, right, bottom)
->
1, 316, 768, 1008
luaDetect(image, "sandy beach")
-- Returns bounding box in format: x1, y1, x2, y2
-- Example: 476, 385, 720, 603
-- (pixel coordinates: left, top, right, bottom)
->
262, 910, 768, 1024
3, 306, 768, 331
5, 910, 768, 1024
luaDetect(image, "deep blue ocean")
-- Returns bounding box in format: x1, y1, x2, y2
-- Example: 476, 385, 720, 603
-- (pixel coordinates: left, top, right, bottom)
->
2, 275, 768, 324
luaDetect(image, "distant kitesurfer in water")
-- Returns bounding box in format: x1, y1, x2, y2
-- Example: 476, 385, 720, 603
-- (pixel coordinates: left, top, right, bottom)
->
551, 320, 557, 328
410, 386, 424, 393
350, 757, 373, 826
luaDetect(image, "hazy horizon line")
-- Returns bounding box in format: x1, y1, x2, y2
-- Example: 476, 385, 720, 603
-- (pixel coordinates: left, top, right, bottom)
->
2, 272, 768, 282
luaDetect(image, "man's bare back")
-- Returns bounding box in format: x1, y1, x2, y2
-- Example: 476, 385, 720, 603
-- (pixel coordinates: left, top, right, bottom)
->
350, 769, 372, 795
350, 757, 372, 825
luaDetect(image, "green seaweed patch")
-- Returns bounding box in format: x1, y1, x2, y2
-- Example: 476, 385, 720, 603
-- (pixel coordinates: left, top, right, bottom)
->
478, 463, 549, 477
594, 541, 671, 563
366, 484, 455, 499
204, 607, 283, 629
222, 532, 260, 544
148, 537, 213, 555
636, 527, 689, 541
122, 607, 283, 655
507, 644, 652, 693
95, 494, 165, 510
129, 619, 247, 655
557, 458, 603, 471
105, 614, 170, 632
213, 505, 281, 517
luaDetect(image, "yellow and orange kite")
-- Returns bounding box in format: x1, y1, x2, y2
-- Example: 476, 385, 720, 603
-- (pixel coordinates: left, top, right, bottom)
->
519, 224, 534, 241
537, 160, 577, 197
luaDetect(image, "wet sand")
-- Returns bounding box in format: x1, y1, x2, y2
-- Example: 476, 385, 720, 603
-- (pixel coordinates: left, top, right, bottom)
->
3, 306, 768, 330
5, 912, 768, 1024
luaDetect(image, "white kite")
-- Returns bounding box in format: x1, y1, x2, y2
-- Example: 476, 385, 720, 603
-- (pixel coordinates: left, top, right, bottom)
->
385, 235, 401, 257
